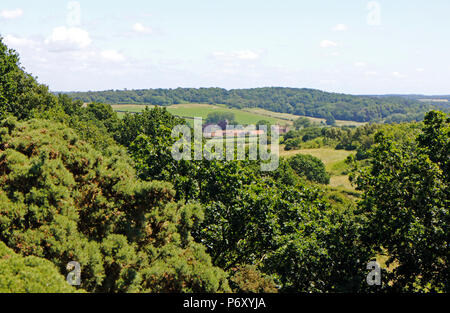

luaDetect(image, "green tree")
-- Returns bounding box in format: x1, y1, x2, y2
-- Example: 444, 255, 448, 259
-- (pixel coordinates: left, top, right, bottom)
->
288, 154, 330, 184
115, 106, 185, 147
326, 114, 336, 126
195, 180, 370, 292
206, 112, 236, 125
0, 37, 62, 120
85, 102, 121, 134
293, 117, 312, 129
355, 111, 449, 292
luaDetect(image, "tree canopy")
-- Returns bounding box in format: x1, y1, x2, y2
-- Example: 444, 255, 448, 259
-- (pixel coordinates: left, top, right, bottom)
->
355, 111, 449, 292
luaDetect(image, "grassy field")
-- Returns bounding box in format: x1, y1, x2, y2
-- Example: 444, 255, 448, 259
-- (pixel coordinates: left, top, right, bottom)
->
111, 103, 366, 127
112, 103, 287, 126
244, 108, 367, 127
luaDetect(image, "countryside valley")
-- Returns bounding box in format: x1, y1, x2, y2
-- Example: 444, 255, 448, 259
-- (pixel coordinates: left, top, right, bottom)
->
0, 36, 448, 293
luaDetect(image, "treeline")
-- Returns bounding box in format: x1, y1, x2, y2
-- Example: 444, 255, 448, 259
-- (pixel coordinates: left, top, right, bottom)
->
64, 87, 437, 123
372, 94, 450, 109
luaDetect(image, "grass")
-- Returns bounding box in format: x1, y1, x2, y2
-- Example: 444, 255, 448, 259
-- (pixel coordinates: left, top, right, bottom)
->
111, 103, 366, 127
112, 103, 287, 126
244, 108, 367, 127
328, 159, 349, 176
279, 147, 354, 162
329, 175, 354, 190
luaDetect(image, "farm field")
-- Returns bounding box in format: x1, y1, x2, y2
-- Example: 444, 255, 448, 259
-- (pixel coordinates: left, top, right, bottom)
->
112, 103, 286, 126
111, 103, 366, 127
244, 108, 367, 127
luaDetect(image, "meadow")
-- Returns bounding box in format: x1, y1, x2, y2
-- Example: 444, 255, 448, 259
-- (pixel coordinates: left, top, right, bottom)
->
111, 103, 366, 127
112, 103, 284, 126
243, 108, 367, 127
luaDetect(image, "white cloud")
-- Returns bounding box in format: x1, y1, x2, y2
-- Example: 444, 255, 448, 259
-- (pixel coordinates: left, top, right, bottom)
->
320, 40, 338, 48
212, 50, 260, 60
392, 71, 406, 78
234, 50, 260, 60
354, 61, 367, 67
4, 34, 36, 47
319, 79, 337, 85
101, 50, 125, 62
133, 23, 153, 34
45, 26, 92, 51
365, 71, 378, 76
416, 68, 425, 72
332, 24, 348, 32
0, 8, 23, 19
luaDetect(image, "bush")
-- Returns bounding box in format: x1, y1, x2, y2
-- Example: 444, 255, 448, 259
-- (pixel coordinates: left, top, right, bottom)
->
229, 265, 278, 293
288, 154, 330, 184
0, 242, 80, 293
0, 117, 229, 293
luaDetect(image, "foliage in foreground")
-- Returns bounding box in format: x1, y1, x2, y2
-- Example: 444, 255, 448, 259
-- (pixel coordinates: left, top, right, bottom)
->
0, 117, 229, 293
0, 241, 78, 293
122, 109, 373, 292
355, 111, 449, 292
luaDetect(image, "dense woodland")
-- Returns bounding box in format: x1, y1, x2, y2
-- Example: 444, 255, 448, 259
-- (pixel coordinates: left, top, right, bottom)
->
64, 88, 442, 123
1, 37, 449, 293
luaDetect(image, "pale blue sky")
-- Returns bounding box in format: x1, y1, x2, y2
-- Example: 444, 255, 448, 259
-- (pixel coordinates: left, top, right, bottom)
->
1, 0, 449, 94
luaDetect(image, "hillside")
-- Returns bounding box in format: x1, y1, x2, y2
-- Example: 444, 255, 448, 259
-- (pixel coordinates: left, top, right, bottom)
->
371, 94, 450, 109
63, 87, 437, 123
111, 103, 367, 127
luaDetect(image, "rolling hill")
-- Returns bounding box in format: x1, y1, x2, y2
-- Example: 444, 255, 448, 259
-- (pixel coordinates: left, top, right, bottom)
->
62, 87, 442, 123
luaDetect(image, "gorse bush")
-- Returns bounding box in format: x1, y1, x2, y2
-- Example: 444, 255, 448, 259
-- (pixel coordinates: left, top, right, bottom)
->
0, 241, 79, 293
0, 117, 229, 292
229, 265, 278, 293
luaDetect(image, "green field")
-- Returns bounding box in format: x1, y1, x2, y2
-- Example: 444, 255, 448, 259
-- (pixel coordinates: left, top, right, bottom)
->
111, 103, 366, 127
112, 103, 287, 126
244, 108, 367, 127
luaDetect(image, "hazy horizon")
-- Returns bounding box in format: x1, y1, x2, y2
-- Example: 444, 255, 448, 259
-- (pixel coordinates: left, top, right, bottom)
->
54, 86, 450, 97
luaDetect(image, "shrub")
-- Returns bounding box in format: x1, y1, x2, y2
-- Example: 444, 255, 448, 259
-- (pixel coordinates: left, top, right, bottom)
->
288, 154, 330, 184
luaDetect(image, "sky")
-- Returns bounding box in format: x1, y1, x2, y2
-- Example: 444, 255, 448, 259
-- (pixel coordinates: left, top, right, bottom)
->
1, 0, 449, 94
